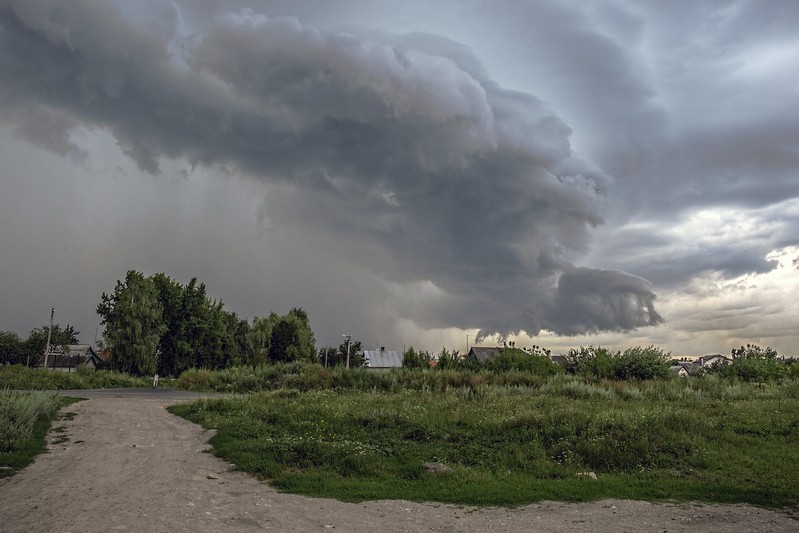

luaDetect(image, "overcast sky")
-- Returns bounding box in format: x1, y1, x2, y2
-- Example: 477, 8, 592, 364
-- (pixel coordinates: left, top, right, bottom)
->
1, 0, 797, 356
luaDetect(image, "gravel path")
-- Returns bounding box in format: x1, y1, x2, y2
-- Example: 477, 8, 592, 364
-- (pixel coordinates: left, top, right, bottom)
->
0, 393, 796, 532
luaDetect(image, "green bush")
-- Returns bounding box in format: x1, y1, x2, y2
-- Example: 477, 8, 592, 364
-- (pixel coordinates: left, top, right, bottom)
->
402, 346, 431, 370
615, 346, 671, 381
563, 346, 670, 381
720, 345, 788, 383
484, 349, 563, 376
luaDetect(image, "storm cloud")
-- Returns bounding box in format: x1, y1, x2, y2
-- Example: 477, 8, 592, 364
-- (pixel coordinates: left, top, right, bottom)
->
0, 0, 661, 340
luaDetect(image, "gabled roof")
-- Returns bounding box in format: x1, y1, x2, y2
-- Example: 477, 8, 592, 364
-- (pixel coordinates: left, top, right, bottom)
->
362, 350, 403, 368
670, 365, 689, 376
467, 347, 505, 363
38, 345, 101, 368
66, 345, 98, 358
698, 354, 733, 366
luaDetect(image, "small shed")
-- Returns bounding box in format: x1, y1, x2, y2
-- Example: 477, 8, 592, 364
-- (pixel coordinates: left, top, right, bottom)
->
37, 345, 101, 372
362, 348, 403, 369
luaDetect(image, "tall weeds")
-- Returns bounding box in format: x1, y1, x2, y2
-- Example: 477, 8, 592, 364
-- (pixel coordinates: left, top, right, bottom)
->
0, 365, 151, 390
0, 389, 56, 452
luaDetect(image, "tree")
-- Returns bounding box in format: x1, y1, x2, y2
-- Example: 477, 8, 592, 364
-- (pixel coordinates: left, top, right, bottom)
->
268, 308, 316, 363
436, 347, 461, 370
220, 310, 250, 367
319, 340, 364, 368
247, 313, 278, 365
402, 346, 430, 369
97, 270, 165, 375
0, 331, 23, 365
20, 324, 80, 366
722, 344, 785, 383
150, 273, 184, 376
150, 274, 243, 374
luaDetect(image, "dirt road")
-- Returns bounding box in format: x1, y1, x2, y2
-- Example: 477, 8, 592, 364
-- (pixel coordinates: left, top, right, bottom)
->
0, 393, 796, 532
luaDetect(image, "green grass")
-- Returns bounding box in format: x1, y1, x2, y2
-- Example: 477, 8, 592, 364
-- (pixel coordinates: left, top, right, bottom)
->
0, 364, 153, 390
0, 390, 82, 477
170, 380, 799, 509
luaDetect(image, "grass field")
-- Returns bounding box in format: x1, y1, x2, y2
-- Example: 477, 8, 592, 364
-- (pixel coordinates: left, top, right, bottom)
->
170, 376, 799, 509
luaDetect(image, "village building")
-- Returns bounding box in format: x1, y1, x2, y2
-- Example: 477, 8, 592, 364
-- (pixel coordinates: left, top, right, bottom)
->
362, 347, 403, 369
36, 344, 102, 372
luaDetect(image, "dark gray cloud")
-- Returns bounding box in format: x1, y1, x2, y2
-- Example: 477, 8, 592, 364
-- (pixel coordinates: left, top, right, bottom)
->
0, 0, 662, 340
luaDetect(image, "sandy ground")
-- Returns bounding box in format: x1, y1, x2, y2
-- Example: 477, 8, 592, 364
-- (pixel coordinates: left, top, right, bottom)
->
1, 393, 796, 533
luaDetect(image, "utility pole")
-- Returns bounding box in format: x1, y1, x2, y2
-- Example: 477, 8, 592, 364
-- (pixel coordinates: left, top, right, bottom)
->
325, 347, 329, 368
343, 334, 351, 369
466, 334, 469, 353
41, 307, 54, 369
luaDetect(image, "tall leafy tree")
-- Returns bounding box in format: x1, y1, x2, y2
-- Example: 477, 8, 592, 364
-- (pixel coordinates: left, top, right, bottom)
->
151, 273, 184, 376
97, 270, 164, 375
248, 313, 278, 365
0, 330, 23, 365
221, 310, 250, 367
268, 308, 316, 363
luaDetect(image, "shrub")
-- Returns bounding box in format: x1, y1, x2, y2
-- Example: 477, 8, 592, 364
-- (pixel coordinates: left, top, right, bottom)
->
563, 346, 670, 381
402, 346, 430, 370
564, 346, 619, 380
615, 346, 671, 381
722, 345, 787, 383
484, 348, 563, 376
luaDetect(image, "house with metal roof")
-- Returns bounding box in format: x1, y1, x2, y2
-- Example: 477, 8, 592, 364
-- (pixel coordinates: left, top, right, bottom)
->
362, 347, 403, 369
36, 345, 102, 372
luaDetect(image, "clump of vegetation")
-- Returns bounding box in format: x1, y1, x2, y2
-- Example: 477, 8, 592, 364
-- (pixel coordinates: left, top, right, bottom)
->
717, 344, 789, 383
0, 365, 152, 390
564, 345, 671, 381
483, 347, 563, 376
0, 390, 81, 478
0, 390, 56, 452
401, 346, 430, 369
97, 270, 318, 376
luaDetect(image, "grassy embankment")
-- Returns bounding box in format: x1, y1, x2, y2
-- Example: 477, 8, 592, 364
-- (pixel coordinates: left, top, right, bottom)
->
170, 366, 799, 509
0, 364, 154, 390
0, 389, 81, 477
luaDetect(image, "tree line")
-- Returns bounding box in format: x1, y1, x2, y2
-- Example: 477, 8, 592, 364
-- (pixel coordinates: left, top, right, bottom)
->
97, 270, 316, 376
0, 324, 80, 367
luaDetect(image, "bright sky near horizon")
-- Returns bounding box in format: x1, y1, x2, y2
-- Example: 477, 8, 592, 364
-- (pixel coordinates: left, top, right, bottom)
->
1, 0, 797, 356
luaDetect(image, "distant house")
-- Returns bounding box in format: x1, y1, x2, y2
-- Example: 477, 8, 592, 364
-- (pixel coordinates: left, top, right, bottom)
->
466, 347, 504, 363
362, 347, 403, 369
697, 354, 733, 368
670, 364, 690, 377
36, 345, 102, 372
